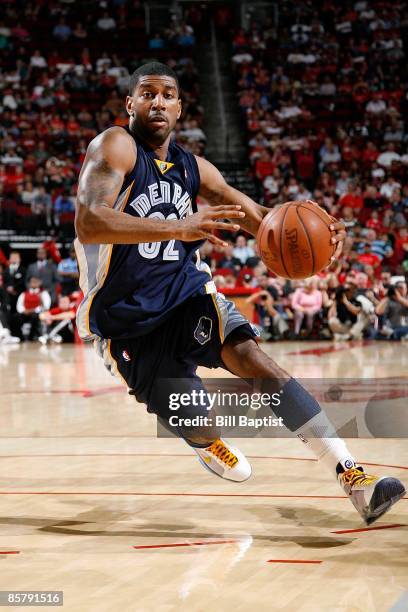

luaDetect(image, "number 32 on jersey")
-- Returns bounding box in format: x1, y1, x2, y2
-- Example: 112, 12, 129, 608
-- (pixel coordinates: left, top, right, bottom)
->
138, 212, 179, 261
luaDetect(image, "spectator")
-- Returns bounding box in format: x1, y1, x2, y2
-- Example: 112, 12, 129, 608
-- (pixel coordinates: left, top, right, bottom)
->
97, 12, 117, 32
25, 248, 58, 302
394, 228, 408, 265
338, 183, 364, 211
380, 177, 401, 199
217, 244, 242, 272
232, 235, 255, 265
319, 138, 341, 169
255, 150, 275, 182
180, 119, 206, 143
177, 23, 196, 47
149, 32, 165, 50
366, 211, 382, 232
371, 232, 393, 261
366, 94, 387, 115
53, 18, 72, 42
0, 265, 20, 344
375, 281, 408, 340
54, 190, 75, 226
357, 243, 381, 269
246, 288, 289, 341
291, 278, 323, 337
328, 282, 370, 340
39, 295, 77, 344
4, 251, 25, 313
295, 146, 316, 186
29, 49, 47, 69
13, 277, 51, 341
0, 319, 20, 344
57, 247, 79, 296
31, 185, 52, 230
377, 144, 401, 168
0, 263, 16, 342
72, 22, 87, 40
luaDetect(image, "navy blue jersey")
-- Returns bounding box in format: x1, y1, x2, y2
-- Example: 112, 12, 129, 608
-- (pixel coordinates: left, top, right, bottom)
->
75, 130, 214, 340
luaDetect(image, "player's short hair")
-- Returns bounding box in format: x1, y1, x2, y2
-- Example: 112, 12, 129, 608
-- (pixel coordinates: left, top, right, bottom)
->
128, 62, 180, 96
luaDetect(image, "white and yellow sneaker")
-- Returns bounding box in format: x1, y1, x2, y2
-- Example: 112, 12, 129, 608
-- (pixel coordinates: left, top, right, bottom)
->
339, 465, 406, 525
194, 438, 252, 482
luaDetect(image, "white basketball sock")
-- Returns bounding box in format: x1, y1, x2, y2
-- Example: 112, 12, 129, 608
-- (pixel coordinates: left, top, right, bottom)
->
294, 411, 356, 474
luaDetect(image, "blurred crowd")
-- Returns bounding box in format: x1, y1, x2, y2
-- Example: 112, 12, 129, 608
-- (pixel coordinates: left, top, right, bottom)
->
0, 0, 205, 234
0, 242, 81, 344
0, 0, 407, 344
223, 0, 407, 340
199, 236, 408, 342
233, 0, 407, 216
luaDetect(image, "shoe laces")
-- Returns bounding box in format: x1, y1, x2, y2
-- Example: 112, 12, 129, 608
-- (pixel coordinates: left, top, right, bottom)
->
206, 439, 238, 468
341, 466, 377, 488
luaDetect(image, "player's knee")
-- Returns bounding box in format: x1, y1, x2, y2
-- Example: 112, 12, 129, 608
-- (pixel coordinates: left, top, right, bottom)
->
223, 333, 285, 380
223, 334, 259, 371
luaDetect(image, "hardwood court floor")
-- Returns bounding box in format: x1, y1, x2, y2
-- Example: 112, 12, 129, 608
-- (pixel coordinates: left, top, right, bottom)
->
0, 341, 407, 612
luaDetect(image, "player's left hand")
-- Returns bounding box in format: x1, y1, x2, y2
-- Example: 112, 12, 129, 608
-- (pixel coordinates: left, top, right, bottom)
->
305, 200, 346, 263
329, 219, 346, 262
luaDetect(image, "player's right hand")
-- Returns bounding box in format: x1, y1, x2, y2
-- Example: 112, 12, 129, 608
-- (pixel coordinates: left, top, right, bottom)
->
177, 205, 245, 246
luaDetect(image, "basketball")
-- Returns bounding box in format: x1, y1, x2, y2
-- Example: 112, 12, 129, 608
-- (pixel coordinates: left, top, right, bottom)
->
257, 200, 336, 279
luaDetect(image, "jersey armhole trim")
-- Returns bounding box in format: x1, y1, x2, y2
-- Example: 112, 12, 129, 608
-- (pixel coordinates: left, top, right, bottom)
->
84, 180, 135, 336
211, 293, 225, 343
189, 152, 201, 202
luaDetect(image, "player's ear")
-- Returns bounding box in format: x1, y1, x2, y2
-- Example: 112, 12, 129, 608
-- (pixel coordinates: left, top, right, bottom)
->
126, 96, 135, 118
177, 98, 182, 120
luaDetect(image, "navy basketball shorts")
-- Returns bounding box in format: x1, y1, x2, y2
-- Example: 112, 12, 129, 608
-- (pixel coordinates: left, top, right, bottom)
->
94, 292, 257, 425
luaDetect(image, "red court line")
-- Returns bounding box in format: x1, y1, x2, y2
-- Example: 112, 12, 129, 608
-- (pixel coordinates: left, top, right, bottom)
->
268, 559, 322, 564
0, 551, 20, 555
133, 539, 238, 550
287, 340, 373, 356
0, 386, 122, 397
0, 454, 407, 472
0, 453, 199, 459
0, 491, 405, 502
332, 523, 406, 534
363, 461, 408, 471
0, 491, 351, 498
0, 435, 150, 439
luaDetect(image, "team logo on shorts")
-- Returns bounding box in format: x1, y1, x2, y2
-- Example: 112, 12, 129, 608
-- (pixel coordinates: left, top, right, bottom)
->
122, 350, 131, 362
250, 323, 261, 337
194, 316, 212, 345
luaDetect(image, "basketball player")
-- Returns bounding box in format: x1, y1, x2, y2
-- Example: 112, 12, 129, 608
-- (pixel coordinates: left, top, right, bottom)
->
74, 63, 405, 525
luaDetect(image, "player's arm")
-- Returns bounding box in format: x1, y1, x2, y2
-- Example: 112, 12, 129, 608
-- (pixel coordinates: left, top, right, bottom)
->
76, 128, 243, 246
76, 127, 171, 244
196, 156, 346, 259
196, 156, 268, 236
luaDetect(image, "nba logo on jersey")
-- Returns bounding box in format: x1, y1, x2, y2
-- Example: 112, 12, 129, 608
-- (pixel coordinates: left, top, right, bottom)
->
122, 350, 131, 362
194, 316, 212, 345
153, 159, 174, 175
